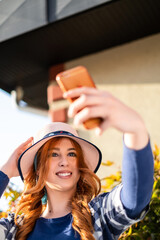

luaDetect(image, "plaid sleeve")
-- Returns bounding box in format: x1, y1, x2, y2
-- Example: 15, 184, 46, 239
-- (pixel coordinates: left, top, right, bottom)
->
89, 184, 149, 240
0, 213, 17, 240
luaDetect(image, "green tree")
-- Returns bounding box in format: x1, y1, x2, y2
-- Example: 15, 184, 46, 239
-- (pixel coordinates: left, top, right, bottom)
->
0, 182, 21, 218
101, 145, 160, 240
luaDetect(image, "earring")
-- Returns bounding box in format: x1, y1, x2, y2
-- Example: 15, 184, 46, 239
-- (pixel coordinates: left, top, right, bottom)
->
41, 188, 47, 205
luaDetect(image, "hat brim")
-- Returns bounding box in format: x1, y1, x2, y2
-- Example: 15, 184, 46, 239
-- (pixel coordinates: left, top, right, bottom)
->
18, 131, 102, 181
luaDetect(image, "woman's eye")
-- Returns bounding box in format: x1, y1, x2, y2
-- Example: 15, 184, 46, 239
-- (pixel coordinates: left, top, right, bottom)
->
68, 152, 77, 157
52, 152, 58, 157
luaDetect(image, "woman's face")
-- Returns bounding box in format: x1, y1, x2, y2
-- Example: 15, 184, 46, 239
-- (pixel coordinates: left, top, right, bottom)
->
45, 138, 80, 194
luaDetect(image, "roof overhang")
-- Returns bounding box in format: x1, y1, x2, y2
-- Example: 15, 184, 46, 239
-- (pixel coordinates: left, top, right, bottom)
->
0, 0, 160, 110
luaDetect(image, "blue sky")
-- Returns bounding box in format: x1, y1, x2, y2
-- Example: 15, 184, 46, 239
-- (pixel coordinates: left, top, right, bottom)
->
0, 89, 50, 210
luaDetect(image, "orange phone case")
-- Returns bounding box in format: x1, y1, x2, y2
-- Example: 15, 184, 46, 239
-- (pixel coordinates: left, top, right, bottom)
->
56, 66, 102, 129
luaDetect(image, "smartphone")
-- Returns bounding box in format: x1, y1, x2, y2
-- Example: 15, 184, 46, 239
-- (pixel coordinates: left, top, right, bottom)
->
56, 66, 102, 129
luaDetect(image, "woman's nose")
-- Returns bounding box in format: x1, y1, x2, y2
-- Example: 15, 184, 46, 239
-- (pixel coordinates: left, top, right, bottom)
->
59, 157, 69, 167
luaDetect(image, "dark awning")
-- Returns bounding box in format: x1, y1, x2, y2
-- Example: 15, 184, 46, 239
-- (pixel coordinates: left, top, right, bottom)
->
0, 0, 160, 110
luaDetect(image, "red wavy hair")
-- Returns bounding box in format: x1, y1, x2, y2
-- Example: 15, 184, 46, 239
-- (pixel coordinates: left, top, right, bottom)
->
15, 137, 101, 239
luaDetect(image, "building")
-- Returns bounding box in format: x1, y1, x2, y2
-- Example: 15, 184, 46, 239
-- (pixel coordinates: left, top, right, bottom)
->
0, 0, 160, 178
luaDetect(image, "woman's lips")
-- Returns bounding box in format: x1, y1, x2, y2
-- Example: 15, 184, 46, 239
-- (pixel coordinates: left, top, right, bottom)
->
56, 171, 72, 178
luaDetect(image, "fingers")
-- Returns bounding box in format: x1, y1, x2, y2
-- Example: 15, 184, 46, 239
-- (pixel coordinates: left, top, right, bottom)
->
21, 137, 33, 147
64, 87, 115, 130
17, 137, 33, 154
23, 137, 33, 150
95, 120, 111, 135
25, 137, 33, 144
68, 94, 102, 118
25, 137, 33, 147
64, 87, 110, 118
73, 106, 106, 126
63, 87, 98, 99
2, 137, 34, 178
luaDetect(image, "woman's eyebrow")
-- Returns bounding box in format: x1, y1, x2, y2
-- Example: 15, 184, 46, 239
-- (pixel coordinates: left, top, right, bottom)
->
48, 147, 60, 151
48, 147, 76, 151
67, 148, 76, 151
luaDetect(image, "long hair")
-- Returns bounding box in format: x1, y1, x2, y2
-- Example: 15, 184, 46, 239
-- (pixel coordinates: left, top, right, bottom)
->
15, 137, 101, 240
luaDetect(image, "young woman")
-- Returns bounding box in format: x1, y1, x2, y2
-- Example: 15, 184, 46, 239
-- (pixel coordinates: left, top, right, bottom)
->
0, 87, 154, 240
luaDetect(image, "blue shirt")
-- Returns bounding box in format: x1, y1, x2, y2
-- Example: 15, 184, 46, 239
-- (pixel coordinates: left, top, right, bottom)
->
27, 213, 80, 240
0, 140, 154, 240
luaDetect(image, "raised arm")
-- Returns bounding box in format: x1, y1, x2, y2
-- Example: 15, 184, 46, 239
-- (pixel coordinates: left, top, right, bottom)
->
64, 87, 154, 217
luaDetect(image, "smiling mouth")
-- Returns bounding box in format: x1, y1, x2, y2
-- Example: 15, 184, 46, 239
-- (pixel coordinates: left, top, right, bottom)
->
56, 172, 72, 177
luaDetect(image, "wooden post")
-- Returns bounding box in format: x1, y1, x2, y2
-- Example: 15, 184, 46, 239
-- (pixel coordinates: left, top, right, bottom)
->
47, 64, 68, 122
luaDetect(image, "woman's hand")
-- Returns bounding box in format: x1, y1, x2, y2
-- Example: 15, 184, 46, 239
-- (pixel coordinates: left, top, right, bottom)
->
64, 87, 149, 150
0, 137, 33, 178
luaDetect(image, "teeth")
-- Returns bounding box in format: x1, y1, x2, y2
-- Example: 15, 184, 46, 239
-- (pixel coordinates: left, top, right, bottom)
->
57, 173, 71, 176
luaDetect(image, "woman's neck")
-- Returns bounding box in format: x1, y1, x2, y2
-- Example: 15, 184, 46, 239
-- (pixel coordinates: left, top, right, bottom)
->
41, 189, 74, 219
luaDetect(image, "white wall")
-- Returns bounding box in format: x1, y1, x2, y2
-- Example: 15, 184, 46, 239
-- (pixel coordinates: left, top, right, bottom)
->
65, 33, 160, 179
